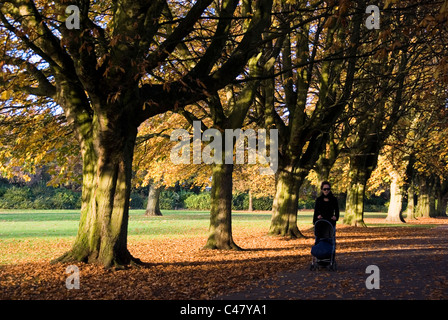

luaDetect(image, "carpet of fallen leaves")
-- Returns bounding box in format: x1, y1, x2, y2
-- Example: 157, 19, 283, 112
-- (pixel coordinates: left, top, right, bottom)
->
1, 217, 447, 300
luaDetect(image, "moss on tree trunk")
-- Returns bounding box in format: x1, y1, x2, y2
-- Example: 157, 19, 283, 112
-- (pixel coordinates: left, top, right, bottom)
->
344, 181, 367, 227
415, 177, 437, 218
203, 163, 241, 250
343, 157, 368, 227
268, 166, 304, 238
53, 116, 141, 268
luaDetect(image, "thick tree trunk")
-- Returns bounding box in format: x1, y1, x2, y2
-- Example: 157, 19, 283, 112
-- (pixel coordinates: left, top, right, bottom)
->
54, 116, 141, 268
437, 196, 448, 217
343, 157, 369, 227
404, 182, 416, 220
416, 193, 430, 218
315, 157, 332, 190
436, 179, 448, 217
344, 180, 367, 227
429, 182, 437, 218
415, 177, 436, 218
385, 172, 405, 223
145, 184, 162, 216
440, 180, 448, 217
203, 163, 241, 250
268, 166, 304, 238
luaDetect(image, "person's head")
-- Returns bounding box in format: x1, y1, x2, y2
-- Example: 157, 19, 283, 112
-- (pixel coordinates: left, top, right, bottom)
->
321, 181, 331, 196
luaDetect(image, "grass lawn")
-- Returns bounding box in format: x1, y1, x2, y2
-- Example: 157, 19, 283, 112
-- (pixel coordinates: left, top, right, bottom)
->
0, 209, 304, 240
0, 209, 429, 265
1, 209, 447, 300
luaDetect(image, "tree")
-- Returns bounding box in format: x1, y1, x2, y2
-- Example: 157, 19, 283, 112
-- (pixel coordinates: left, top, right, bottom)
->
380, 107, 436, 223
0, 0, 273, 267
182, 53, 271, 250
413, 108, 448, 218
145, 183, 162, 216
342, 1, 448, 226
260, 1, 362, 237
0, 107, 82, 186
342, 2, 431, 226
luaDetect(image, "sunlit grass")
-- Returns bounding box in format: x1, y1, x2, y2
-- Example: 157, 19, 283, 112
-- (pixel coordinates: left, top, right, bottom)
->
1, 209, 434, 265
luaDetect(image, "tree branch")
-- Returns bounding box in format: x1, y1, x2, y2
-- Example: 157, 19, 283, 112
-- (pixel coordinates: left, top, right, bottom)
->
3, 55, 56, 97
0, 0, 71, 71
144, 0, 214, 72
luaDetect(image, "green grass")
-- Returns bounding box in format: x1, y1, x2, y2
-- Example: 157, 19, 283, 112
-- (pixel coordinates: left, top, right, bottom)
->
0, 209, 280, 264
0, 209, 403, 240
0, 210, 81, 239
1, 209, 437, 265
0, 209, 317, 243
2, 209, 432, 240
0, 209, 281, 240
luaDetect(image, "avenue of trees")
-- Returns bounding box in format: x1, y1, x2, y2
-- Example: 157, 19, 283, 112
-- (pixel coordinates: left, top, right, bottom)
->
1, 0, 448, 267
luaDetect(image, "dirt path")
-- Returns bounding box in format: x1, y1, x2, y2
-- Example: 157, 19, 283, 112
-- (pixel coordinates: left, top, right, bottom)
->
217, 225, 448, 300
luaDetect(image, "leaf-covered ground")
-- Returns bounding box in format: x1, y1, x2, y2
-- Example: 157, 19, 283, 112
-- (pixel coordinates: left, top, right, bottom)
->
0, 217, 447, 300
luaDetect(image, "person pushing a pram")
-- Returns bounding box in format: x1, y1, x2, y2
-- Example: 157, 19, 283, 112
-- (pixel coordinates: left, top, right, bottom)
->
313, 181, 339, 227
310, 181, 340, 271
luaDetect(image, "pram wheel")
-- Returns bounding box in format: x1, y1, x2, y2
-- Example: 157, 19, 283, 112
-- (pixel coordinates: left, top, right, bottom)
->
310, 263, 316, 271
329, 261, 337, 271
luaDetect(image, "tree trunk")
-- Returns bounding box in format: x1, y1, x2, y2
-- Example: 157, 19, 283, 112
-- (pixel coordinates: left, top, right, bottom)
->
344, 180, 367, 227
203, 163, 241, 250
385, 172, 405, 223
437, 195, 448, 217
248, 189, 253, 212
268, 166, 304, 238
145, 184, 162, 216
415, 177, 436, 218
343, 157, 369, 227
436, 180, 448, 217
315, 157, 332, 189
53, 115, 140, 268
429, 180, 437, 218
416, 193, 430, 218
404, 182, 416, 220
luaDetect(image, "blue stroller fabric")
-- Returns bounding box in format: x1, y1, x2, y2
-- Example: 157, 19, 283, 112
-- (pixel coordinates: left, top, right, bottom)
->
310, 219, 337, 270
311, 238, 333, 259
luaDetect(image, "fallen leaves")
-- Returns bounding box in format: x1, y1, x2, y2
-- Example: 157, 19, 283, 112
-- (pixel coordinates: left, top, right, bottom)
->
0, 217, 447, 300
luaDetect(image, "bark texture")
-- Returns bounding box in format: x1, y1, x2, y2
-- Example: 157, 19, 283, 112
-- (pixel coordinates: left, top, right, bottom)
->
204, 163, 241, 250
145, 184, 162, 216
268, 166, 304, 238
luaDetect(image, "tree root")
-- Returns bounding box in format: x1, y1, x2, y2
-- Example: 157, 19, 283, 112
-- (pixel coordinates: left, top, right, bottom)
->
51, 249, 149, 269
267, 226, 306, 239
202, 239, 244, 251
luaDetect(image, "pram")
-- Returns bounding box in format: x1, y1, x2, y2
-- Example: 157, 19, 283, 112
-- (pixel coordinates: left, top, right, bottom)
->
310, 219, 337, 271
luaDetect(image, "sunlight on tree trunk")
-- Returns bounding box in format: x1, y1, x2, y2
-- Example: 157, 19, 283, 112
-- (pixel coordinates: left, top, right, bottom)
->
385, 171, 406, 223
204, 163, 241, 250
269, 167, 304, 238
344, 174, 367, 228
53, 116, 141, 268
404, 185, 416, 220
145, 184, 162, 216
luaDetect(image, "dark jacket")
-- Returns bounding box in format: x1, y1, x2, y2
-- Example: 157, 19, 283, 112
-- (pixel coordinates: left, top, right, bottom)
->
313, 192, 340, 226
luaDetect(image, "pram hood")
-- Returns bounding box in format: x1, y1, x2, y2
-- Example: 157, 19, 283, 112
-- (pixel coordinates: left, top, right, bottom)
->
314, 219, 335, 239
